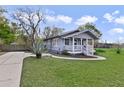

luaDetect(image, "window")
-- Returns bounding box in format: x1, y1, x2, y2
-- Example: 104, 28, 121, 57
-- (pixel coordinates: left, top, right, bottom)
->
65, 39, 69, 45
52, 39, 58, 46
88, 39, 92, 45
74, 38, 81, 45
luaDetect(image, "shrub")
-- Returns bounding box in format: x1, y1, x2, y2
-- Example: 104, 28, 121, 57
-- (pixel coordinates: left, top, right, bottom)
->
116, 48, 121, 54
32, 38, 44, 58
95, 48, 106, 55
95, 48, 106, 53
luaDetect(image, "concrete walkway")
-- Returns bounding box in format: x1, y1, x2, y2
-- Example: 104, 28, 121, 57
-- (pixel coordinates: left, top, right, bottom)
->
42, 53, 106, 61
0, 52, 30, 87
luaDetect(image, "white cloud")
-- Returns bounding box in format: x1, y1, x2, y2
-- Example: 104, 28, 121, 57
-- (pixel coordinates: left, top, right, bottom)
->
46, 15, 56, 22
57, 15, 72, 24
103, 12, 124, 25
103, 13, 114, 22
114, 16, 124, 25
112, 10, 120, 15
46, 15, 72, 24
103, 10, 120, 22
75, 16, 98, 25
109, 28, 124, 35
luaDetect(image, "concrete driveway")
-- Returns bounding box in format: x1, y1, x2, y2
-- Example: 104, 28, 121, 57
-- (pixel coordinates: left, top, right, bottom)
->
0, 52, 31, 87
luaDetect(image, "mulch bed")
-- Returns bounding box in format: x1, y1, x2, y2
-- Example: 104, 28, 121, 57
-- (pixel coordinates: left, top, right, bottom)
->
51, 53, 97, 58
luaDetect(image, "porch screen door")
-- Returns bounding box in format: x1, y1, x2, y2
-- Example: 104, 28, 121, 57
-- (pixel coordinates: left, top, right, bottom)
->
74, 38, 81, 45
82, 39, 86, 45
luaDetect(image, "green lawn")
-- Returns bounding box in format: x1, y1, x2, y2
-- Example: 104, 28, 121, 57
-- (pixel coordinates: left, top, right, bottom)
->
20, 48, 124, 87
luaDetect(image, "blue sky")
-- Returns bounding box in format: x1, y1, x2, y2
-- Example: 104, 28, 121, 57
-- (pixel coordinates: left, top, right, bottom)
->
2, 5, 124, 43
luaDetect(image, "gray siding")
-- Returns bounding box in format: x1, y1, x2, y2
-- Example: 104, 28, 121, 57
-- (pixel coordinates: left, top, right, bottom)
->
45, 32, 94, 53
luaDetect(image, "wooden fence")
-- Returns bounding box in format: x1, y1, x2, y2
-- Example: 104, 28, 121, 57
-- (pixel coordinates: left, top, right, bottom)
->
0, 45, 30, 51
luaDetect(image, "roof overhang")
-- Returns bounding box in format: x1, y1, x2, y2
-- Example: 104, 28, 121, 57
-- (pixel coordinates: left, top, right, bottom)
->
62, 30, 99, 39
44, 30, 100, 41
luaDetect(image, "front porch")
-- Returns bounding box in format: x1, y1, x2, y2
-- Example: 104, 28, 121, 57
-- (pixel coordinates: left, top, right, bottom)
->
63, 37, 95, 56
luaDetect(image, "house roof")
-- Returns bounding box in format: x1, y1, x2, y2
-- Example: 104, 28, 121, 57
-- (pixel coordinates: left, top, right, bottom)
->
44, 29, 101, 41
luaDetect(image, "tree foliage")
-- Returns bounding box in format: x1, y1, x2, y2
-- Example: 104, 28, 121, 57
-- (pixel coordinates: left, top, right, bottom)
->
10, 22, 28, 45
78, 23, 102, 37
43, 26, 64, 39
0, 7, 15, 44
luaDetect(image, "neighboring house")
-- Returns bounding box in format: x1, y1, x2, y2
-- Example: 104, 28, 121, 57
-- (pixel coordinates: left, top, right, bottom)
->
44, 29, 101, 56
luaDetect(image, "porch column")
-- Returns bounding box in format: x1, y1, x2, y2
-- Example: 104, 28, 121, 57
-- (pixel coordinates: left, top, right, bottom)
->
72, 37, 74, 53
86, 39, 88, 55
81, 38, 82, 52
92, 39, 94, 55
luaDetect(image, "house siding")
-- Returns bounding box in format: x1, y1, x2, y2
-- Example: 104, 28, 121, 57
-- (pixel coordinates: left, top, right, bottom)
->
44, 31, 96, 54
45, 38, 64, 53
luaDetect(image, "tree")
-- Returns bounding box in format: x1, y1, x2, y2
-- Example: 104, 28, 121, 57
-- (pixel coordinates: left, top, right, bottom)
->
51, 26, 64, 37
12, 8, 45, 58
10, 22, 22, 34
43, 26, 64, 39
0, 7, 15, 44
10, 22, 28, 45
13, 8, 45, 46
0, 22, 16, 44
78, 23, 102, 37
43, 26, 51, 39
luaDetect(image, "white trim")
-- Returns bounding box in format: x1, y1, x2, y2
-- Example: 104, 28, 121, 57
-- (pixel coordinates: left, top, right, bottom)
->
72, 37, 74, 53
68, 51, 82, 54
62, 30, 98, 39
63, 38, 95, 56
63, 30, 87, 38
92, 39, 94, 55
86, 39, 88, 55
81, 38, 83, 52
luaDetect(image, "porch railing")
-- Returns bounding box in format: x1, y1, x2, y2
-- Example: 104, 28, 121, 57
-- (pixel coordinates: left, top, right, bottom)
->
64, 45, 72, 51
64, 45, 82, 52
64, 45, 94, 54
74, 45, 82, 52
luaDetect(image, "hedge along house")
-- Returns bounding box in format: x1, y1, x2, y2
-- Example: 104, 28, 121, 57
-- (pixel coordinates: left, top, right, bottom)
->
44, 29, 101, 56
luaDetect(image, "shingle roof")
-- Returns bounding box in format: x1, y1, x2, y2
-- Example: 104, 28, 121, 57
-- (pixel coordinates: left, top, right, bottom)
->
44, 29, 100, 41
44, 30, 79, 41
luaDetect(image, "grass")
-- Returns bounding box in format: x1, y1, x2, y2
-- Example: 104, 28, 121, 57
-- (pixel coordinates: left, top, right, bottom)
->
21, 48, 124, 87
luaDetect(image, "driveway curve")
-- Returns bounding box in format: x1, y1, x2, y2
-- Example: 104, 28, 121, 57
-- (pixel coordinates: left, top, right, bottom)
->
0, 52, 31, 87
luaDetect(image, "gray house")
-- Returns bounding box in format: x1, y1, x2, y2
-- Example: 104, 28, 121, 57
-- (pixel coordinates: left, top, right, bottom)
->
44, 29, 101, 56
